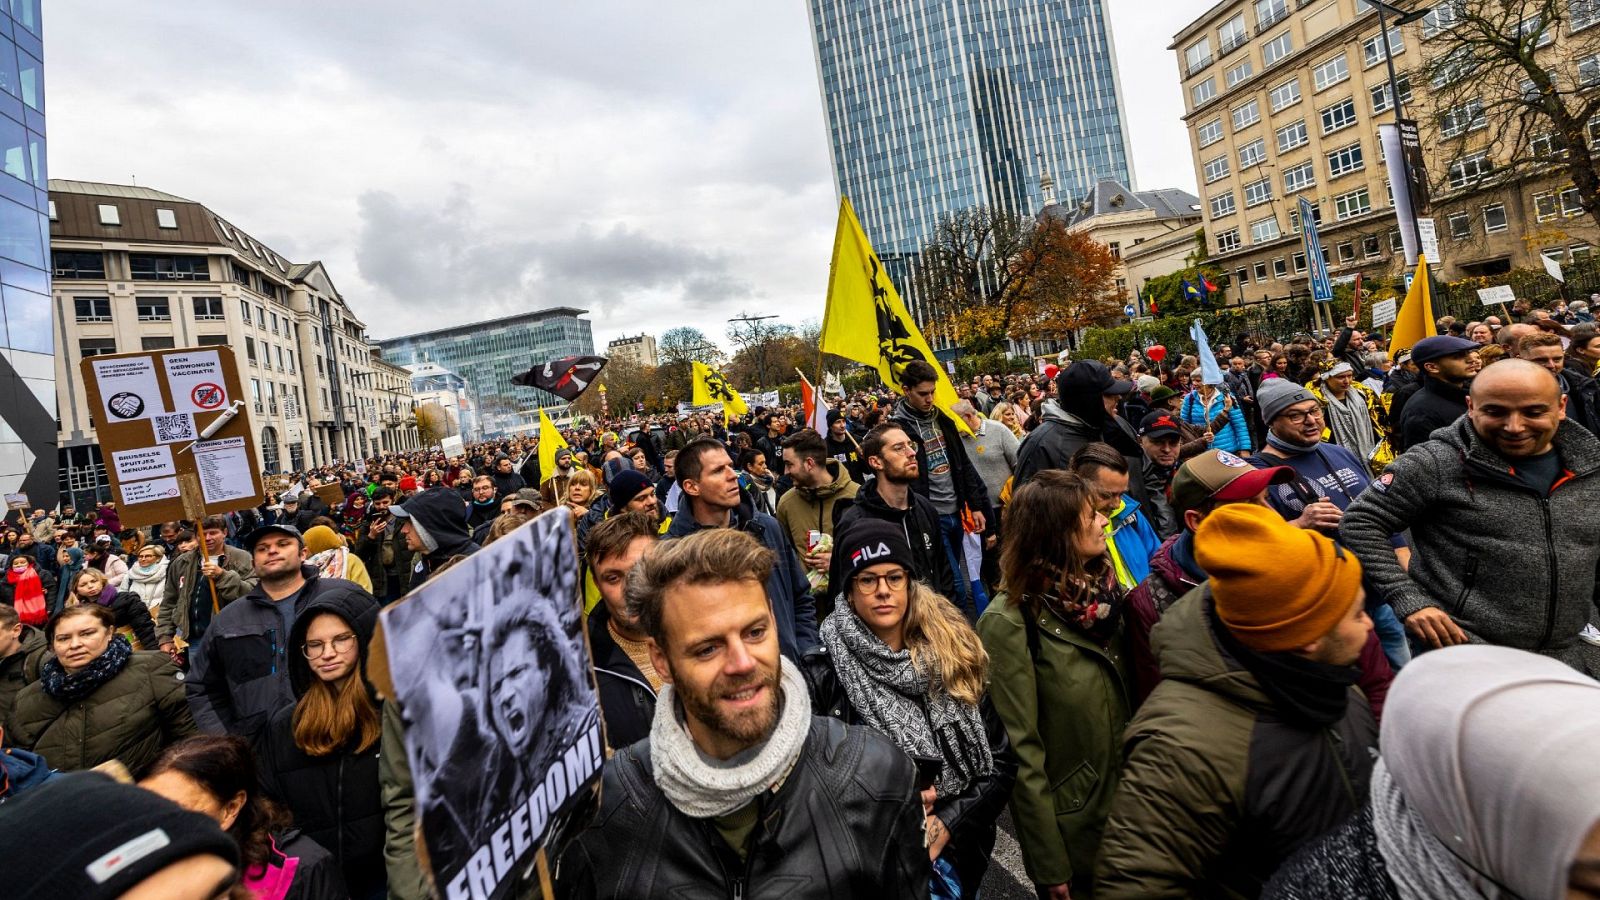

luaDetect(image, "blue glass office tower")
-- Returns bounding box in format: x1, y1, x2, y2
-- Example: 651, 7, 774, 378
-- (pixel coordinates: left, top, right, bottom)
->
807, 0, 1133, 325
0, 0, 50, 506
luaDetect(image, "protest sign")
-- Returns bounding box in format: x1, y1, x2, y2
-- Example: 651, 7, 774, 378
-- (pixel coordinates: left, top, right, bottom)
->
441, 434, 465, 457
1478, 285, 1516, 306
4, 492, 27, 510
1370, 298, 1398, 328
378, 509, 601, 900
80, 346, 262, 529
311, 482, 346, 509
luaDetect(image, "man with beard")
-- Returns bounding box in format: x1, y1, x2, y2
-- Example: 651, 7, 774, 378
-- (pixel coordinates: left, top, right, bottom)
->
465, 475, 499, 534
555, 528, 929, 898
541, 447, 578, 507
1136, 412, 1183, 539
490, 455, 525, 500
1519, 331, 1600, 436
664, 439, 816, 661
391, 487, 479, 591
832, 424, 956, 609
1395, 335, 1482, 452
824, 410, 866, 483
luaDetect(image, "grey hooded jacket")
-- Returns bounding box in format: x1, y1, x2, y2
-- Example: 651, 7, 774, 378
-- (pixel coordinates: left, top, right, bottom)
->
1340, 417, 1600, 675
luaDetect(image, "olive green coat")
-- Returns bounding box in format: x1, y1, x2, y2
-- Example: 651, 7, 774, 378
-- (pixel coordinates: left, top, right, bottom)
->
5, 650, 196, 773
977, 590, 1133, 891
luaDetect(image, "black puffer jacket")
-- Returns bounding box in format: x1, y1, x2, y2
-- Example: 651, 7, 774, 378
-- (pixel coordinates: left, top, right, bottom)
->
255, 588, 385, 899
803, 646, 1017, 898
1395, 376, 1467, 452
1015, 399, 1150, 506
555, 716, 931, 899
394, 487, 479, 590
587, 604, 656, 750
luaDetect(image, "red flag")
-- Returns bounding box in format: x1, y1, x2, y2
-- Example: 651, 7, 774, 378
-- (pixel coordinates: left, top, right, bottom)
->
1352, 272, 1364, 321
798, 371, 828, 434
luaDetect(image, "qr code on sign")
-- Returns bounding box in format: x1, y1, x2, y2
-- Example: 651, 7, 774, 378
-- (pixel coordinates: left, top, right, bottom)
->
154, 413, 195, 444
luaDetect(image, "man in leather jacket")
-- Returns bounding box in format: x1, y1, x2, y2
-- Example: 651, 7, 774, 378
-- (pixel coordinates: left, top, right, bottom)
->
556, 528, 930, 898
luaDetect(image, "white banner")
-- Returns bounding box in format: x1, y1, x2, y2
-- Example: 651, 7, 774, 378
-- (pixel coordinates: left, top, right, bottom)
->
1478, 285, 1516, 306
1370, 298, 1398, 328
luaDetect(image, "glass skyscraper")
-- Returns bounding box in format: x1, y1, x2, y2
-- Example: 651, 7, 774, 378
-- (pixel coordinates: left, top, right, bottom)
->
807, 0, 1132, 324
0, 0, 50, 507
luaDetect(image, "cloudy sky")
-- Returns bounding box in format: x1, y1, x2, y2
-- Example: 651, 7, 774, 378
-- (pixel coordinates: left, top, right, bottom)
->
45, 0, 1214, 350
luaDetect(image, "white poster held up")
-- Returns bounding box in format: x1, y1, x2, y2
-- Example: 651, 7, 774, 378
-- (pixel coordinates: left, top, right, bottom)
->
380, 509, 601, 900
1478, 285, 1516, 307
193, 436, 257, 505
163, 351, 229, 415
112, 445, 177, 481
440, 435, 465, 457
92, 356, 169, 422
1544, 253, 1566, 283
1370, 298, 1398, 328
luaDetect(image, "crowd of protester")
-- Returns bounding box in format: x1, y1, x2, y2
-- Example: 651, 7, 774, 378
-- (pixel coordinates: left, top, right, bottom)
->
3, 294, 1600, 899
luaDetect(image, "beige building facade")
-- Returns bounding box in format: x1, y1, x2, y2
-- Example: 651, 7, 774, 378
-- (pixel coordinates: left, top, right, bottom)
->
1173, 0, 1600, 305
1048, 179, 1205, 311
49, 181, 419, 499
607, 333, 659, 368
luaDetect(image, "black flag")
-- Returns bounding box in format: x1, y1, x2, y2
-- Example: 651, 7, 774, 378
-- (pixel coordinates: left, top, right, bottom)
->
511, 355, 608, 400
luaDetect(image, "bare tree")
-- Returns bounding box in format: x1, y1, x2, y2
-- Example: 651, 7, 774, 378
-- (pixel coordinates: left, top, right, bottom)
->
725, 314, 792, 390
1415, 0, 1600, 231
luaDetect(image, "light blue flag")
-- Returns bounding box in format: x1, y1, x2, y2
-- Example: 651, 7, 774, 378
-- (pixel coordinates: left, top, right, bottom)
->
1191, 318, 1224, 386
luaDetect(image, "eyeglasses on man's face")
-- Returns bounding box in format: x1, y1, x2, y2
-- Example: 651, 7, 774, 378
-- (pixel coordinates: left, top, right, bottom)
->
1280, 406, 1325, 426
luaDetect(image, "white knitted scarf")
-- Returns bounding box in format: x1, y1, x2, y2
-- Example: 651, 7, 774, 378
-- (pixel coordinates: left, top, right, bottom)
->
649, 656, 812, 818
1371, 759, 1491, 900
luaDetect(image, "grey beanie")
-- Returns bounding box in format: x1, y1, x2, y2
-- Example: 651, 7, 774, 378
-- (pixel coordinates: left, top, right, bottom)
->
1257, 378, 1317, 424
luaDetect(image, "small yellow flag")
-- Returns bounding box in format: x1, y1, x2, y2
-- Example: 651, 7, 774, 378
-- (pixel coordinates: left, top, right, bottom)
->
1389, 256, 1435, 357
691, 360, 749, 419
538, 408, 568, 485
820, 197, 970, 433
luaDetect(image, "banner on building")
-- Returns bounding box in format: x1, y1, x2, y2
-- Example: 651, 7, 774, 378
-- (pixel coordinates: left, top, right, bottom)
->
378, 509, 601, 900
1298, 197, 1334, 304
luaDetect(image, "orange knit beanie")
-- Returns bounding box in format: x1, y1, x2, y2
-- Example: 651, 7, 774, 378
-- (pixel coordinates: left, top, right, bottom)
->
1194, 504, 1364, 652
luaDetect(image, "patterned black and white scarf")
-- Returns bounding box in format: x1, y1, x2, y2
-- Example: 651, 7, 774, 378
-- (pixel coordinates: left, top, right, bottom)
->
39, 634, 132, 702
819, 605, 993, 797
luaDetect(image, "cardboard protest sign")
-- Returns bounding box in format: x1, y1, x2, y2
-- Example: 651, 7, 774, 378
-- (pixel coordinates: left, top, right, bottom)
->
312, 482, 346, 509
379, 508, 601, 900
80, 347, 263, 529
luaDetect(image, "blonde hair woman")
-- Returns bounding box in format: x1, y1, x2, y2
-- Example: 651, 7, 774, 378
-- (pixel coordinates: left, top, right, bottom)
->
989, 401, 1025, 437
803, 518, 1016, 896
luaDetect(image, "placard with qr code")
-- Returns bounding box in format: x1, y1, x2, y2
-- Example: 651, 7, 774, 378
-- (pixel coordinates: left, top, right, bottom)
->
153, 412, 196, 444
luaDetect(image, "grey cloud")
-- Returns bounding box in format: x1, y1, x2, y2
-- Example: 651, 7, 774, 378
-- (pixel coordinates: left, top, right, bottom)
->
354, 187, 752, 335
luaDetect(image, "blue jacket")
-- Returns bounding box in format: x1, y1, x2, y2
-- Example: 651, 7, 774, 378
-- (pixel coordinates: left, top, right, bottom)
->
663, 498, 820, 662
1180, 391, 1252, 454
1107, 494, 1162, 589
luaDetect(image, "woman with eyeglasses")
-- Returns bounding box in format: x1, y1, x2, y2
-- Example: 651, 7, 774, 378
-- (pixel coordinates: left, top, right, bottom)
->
803, 518, 1016, 897
977, 470, 1132, 900
255, 591, 385, 898
6, 603, 196, 772
1265, 645, 1600, 900
125, 543, 169, 615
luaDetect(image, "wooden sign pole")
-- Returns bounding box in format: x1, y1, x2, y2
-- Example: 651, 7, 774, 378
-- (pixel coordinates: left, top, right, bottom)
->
177, 472, 207, 524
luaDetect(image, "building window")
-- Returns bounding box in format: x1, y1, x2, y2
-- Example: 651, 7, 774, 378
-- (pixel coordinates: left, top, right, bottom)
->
1483, 203, 1509, 233
1185, 38, 1213, 76
129, 254, 209, 281
141, 336, 175, 351
1236, 267, 1249, 285
1220, 14, 1248, 53
1447, 211, 1473, 240
1370, 75, 1413, 113
1328, 142, 1366, 178
1210, 192, 1237, 218
74, 296, 112, 322
1273, 257, 1288, 277
1361, 28, 1405, 68
135, 296, 170, 322
1292, 251, 1308, 273
1283, 161, 1316, 194
1239, 138, 1267, 168
197, 334, 229, 347
1251, 216, 1282, 243
1583, 56, 1600, 89
1432, 46, 1472, 88
1217, 229, 1242, 253
1439, 99, 1486, 138
1363, 234, 1383, 258
192, 296, 225, 321
1256, 0, 1289, 30
1197, 118, 1224, 147
1203, 154, 1231, 183
1244, 177, 1274, 207
1254, 261, 1270, 281
79, 338, 117, 358
1320, 97, 1358, 135
1534, 191, 1559, 222
1312, 54, 1350, 92
97, 204, 121, 226
256, 306, 266, 328
155, 208, 178, 229
1335, 188, 1372, 220
1518, 14, 1556, 48
52, 250, 105, 279
1232, 99, 1261, 130
1337, 242, 1357, 264
1562, 187, 1584, 216
1422, 2, 1462, 37
1447, 151, 1493, 189
1193, 77, 1217, 106
1226, 59, 1254, 88
1269, 78, 1302, 112
1263, 31, 1293, 67
1277, 119, 1309, 153
245, 337, 257, 364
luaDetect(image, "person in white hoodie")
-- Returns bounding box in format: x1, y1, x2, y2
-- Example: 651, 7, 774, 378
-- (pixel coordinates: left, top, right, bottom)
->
124, 544, 169, 614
